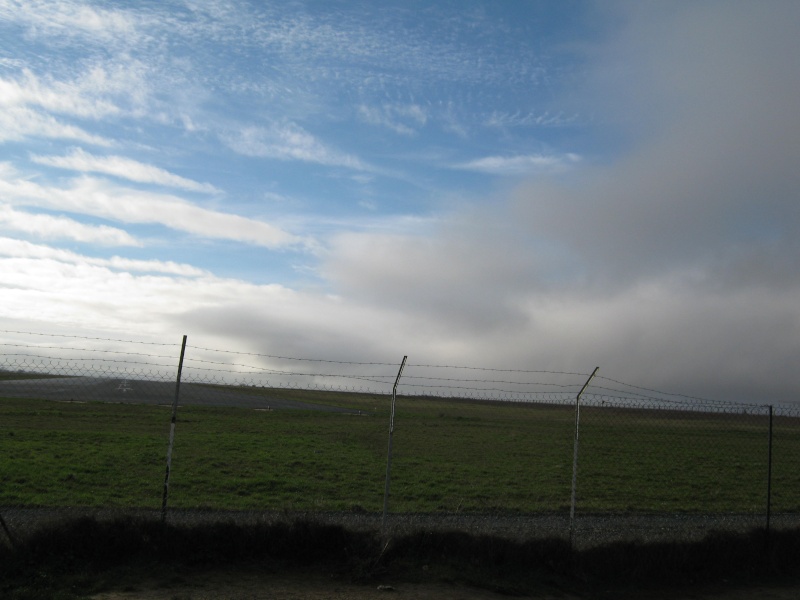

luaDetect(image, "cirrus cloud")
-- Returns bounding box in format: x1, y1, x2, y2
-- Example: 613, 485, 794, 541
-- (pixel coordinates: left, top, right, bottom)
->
32, 148, 221, 194
0, 204, 140, 246
455, 153, 581, 175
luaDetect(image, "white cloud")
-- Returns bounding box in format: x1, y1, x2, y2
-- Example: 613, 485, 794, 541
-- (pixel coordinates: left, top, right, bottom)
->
0, 237, 206, 276
357, 103, 428, 136
0, 68, 123, 118
0, 170, 303, 249
32, 148, 221, 194
485, 110, 578, 128
0, 204, 140, 246
223, 122, 368, 170
455, 153, 580, 175
0, 61, 153, 144
0, 0, 142, 45
0, 106, 113, 145
0, 245, 398, 354
0, 255, 217, 336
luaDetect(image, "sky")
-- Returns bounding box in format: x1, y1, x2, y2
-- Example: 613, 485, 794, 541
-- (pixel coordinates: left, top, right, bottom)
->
1, 0, 799, 405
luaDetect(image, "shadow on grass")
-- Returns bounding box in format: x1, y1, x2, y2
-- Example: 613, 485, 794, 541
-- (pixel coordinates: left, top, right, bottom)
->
1, 516, 799, 599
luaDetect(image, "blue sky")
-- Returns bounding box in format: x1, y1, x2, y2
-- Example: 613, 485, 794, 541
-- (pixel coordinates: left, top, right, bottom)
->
1, 1, 800, 404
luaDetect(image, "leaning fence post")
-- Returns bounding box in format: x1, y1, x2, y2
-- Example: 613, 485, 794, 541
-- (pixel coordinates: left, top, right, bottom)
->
569, 366, 599, 548
382, 355, 407, 532
161, 335, 187, 523
0, 512, 16, 549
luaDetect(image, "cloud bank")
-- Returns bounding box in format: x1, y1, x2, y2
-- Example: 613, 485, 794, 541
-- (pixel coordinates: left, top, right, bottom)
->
313, 1, 800, 402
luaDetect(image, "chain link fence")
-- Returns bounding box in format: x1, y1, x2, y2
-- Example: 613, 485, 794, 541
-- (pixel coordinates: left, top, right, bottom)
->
1, 329, 798, 548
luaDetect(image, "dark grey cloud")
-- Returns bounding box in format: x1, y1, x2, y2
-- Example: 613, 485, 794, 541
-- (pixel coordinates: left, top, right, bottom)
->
319, 1, 800, 404
513, 0, 800, 290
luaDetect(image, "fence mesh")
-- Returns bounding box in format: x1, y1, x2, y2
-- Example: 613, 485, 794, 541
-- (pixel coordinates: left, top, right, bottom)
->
1, 329, 798, 547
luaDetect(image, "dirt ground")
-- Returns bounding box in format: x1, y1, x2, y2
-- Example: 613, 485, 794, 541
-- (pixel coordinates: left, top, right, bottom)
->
88, 568, 800, 600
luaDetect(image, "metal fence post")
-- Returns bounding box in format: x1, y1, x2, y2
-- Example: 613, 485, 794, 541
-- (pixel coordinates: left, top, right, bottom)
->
569, 366, 598, 547
382, 355, 407, 532
161, 335, 187, 523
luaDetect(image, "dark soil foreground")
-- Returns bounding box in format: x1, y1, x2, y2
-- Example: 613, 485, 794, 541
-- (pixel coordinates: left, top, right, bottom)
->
2, 516, 799, 599
85, 567, 800, 600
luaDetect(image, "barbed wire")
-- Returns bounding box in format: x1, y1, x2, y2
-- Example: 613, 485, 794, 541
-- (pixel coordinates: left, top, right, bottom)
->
0, 329, 178, 346
183, 356, 399, 376
586, 383, 767, 411
186, 344, 400, 366
181, 376, 391, 395
1, 343, 181, 361
400, 375, 581, 389
406, 362, 588, 376
582, 393, 759, 413
181, 367, 395, 388
398, 380, 577, 397
1, 329, 798, 416
1, 353, 179, 370
592, 374, 744, 407
398, 389, 577, 402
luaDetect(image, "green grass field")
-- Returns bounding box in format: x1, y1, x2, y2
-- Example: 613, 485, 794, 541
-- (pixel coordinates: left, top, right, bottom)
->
1, 388, 798, 513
